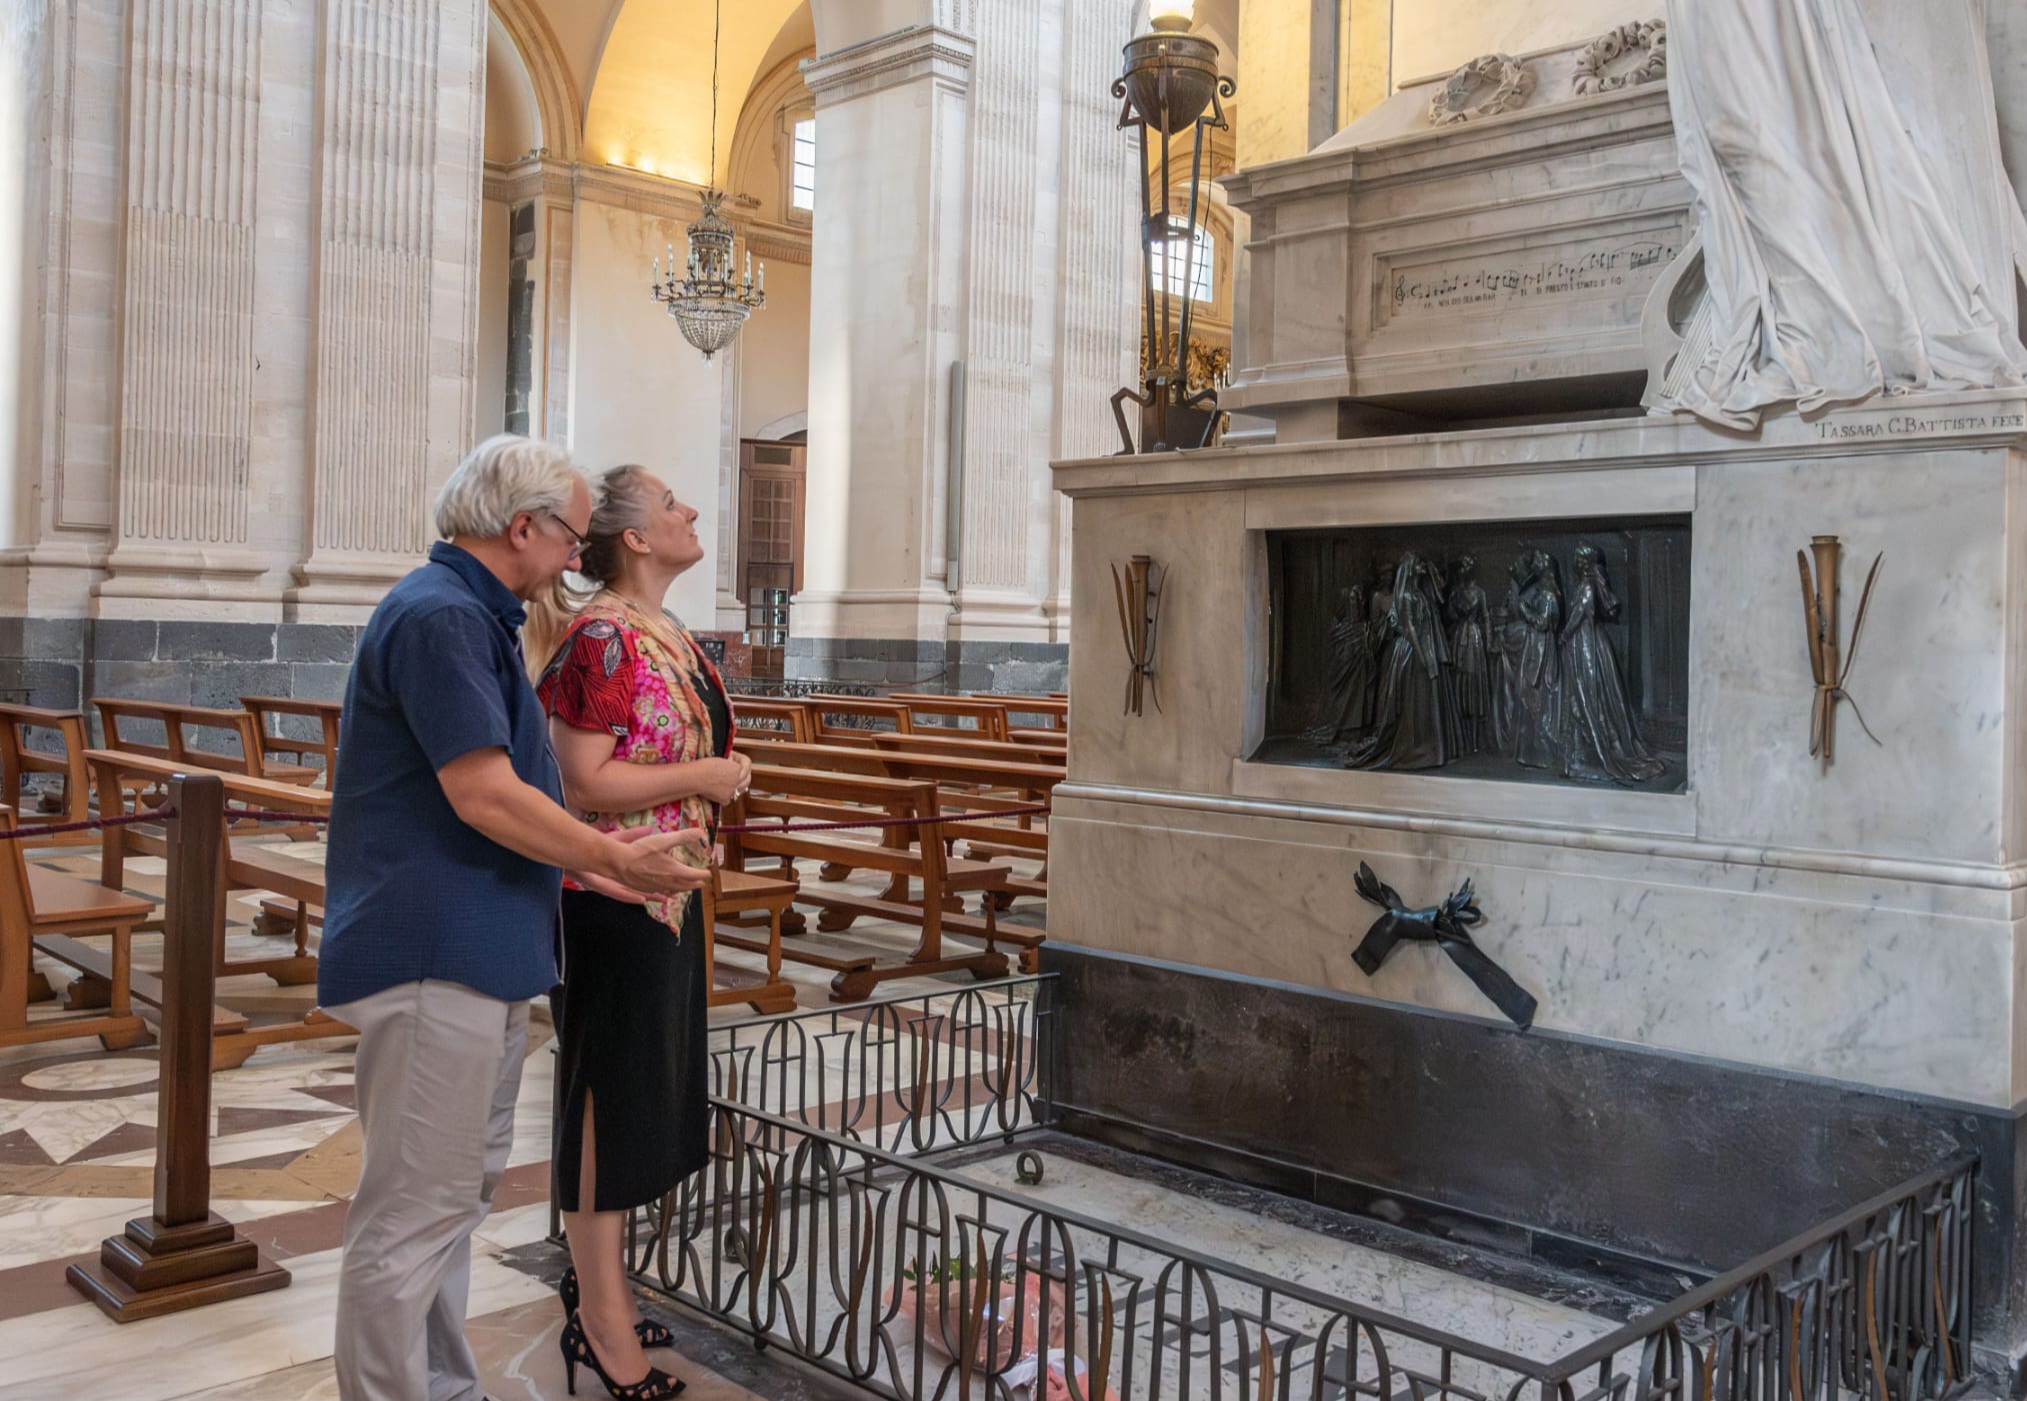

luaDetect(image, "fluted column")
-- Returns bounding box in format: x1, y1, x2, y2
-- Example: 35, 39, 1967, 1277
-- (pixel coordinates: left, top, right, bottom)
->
95, 0, 269, 611
291, 0, 487, 613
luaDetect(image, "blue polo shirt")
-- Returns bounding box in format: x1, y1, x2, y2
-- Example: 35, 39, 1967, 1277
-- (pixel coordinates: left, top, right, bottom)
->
316, 542, 564, 1008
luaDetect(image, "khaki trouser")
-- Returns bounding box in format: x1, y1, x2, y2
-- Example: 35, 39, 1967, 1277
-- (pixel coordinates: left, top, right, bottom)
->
329, 979, 529, 1401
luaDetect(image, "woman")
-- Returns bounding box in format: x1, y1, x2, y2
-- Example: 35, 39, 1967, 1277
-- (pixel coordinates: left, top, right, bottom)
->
533, 465, 753, 1399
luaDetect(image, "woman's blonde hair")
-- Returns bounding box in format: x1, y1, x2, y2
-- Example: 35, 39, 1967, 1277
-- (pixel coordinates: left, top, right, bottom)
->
522, 464, 666, 679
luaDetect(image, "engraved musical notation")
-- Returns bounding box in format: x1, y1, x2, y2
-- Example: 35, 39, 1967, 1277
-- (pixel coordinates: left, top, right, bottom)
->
1390, 238, 1680, 316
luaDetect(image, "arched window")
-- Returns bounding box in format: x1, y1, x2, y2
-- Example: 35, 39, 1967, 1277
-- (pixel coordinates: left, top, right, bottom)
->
1152, 223, 1214, 303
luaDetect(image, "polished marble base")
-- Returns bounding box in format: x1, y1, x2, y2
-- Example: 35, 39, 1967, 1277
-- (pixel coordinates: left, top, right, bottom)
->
1042, 942, 2027, 1370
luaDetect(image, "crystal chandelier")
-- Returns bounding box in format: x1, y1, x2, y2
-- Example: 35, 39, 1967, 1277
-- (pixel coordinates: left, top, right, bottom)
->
646, 0, 765, 362
651, 196, 765, 362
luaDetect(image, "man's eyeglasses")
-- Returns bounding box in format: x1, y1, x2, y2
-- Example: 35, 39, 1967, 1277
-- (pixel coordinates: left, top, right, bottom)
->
546, 514, 590, 556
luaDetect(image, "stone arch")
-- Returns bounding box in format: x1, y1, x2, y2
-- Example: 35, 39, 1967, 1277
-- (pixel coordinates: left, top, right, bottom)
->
489, 0, 583, 161
754, 411, 808, 441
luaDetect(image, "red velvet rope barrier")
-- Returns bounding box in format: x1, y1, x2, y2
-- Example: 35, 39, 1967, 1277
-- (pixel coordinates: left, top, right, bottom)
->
0, 803, 1049, 841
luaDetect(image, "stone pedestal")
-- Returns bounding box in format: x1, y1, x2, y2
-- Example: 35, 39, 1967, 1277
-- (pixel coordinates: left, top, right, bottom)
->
1051, 389, 2027, 1369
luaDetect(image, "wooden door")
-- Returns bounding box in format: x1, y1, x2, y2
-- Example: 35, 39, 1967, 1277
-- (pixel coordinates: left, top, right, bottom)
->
737, 441, 807, 680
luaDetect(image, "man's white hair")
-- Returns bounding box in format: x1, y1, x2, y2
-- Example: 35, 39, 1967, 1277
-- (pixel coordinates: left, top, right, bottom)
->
433, 434, 583, 540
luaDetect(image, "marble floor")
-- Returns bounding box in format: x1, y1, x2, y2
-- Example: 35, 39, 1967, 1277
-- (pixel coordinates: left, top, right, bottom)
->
0, 829, 1660, 1401
0, 830, 1023, 1401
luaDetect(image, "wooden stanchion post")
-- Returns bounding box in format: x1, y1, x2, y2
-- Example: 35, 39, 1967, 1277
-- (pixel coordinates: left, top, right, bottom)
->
68, 772, 291, 1320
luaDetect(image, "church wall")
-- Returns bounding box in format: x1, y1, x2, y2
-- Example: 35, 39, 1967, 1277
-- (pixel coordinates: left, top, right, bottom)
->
476, 200, 513, 442
567, 197, 735, 629
736, 258, 811, 442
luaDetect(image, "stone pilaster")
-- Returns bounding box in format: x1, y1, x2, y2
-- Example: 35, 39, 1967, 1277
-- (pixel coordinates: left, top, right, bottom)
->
292, 0, 488, 614
792, 25, 976, 658
1044, 0, 1142, 636
96, 0, 269, 612
2, 0, 120, 618
949, 0, 1050, 646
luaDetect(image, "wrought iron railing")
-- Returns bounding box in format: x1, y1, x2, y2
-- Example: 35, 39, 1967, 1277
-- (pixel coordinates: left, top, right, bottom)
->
1540, 1156, 1976, 1401
723, 677, 880, 699
632, 1096, 1556, 1401
704, 976, 1054, 1157
624, 1006, 1978, 1401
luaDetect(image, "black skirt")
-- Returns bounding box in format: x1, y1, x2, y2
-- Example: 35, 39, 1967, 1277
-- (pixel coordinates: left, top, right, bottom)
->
553, 886, 709, 1213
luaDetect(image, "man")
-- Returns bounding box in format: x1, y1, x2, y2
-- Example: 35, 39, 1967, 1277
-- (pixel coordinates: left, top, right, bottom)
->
317, 434, 709, 1401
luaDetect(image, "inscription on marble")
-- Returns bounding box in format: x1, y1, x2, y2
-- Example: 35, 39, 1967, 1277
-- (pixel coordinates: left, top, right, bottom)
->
1815, 409, 2026, 441
1391, 239, 1679, 316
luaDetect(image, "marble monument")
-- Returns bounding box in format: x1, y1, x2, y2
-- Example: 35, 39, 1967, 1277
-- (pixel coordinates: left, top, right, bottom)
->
1047, 1, 2027, 1378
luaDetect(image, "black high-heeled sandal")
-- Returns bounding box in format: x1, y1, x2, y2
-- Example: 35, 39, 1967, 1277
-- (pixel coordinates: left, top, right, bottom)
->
559, 1267, 676, 1348
559, 1313, 686, 1399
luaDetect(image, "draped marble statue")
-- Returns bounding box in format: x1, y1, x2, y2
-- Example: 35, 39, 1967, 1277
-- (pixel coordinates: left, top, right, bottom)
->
1659, 0, 2027, 428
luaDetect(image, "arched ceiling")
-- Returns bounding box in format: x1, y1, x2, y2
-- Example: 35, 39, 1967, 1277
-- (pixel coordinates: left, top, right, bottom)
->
580, 0, 811, 185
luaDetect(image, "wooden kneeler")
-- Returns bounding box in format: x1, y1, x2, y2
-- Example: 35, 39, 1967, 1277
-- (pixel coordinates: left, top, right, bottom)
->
68, 774, 291, 1320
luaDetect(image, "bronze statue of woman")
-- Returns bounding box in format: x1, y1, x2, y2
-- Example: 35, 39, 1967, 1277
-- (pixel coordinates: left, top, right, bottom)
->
1348, 552, 1460, 771
1559, 544, 1664, 784
1507, 549, 1563, 770
1301, 582, 1376, 745
1445, 554, 1492, 754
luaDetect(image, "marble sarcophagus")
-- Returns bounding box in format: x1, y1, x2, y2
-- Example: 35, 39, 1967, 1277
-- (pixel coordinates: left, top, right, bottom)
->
1222, 30, 1689, 439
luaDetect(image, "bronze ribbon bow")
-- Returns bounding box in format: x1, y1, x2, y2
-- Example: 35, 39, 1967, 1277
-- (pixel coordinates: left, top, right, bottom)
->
1352, 862, 1537, 1030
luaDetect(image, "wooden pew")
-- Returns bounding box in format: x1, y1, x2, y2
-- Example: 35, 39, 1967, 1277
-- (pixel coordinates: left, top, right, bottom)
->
703, 869, 799, 1014
797, 695, 914, 747
735, 736, 1056, 922
966, 693, 1069, 731
883, 694, 1011, 741
718, 764, 1013, 1002
0, 705, 100, 845
95, 698, 322, 790
0, 805, 152, 1053
867, 731, 1064, 768
728, 697, 814, 742
239, 696, 342, 784
73, 750, 348, 1069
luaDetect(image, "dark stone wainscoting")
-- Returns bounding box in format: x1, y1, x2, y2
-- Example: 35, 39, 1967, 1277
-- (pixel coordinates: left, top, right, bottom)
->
1040, 943, 2027, 1379
785, 636, 1067, 693
0, 617, 362, 752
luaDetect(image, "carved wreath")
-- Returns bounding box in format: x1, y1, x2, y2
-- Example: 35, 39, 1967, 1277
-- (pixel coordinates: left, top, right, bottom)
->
1571, 20, 1667, 97
1427, 54, 1534, 126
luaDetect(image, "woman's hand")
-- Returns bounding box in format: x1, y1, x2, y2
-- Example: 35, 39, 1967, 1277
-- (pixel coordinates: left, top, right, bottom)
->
690, 756, 747, 806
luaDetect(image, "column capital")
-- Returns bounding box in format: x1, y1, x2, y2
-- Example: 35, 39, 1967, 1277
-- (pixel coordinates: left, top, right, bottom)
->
803, 25, 974, 108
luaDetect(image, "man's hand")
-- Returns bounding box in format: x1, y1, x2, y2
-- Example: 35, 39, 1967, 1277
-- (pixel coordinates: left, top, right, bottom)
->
597, 827, 711, 896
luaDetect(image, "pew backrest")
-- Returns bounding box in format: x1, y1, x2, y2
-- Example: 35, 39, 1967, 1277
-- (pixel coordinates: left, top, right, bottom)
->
94, 698, 265, 776
239, 695, 342, 777
729, 697, 813, 742
0, 705, 95, 833
797, 694, 914, 745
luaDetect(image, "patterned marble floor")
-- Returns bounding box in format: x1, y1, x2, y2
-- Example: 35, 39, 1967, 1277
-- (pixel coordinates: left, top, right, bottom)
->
0, 831, 1014, 1400
0, 830, 1658, 1401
